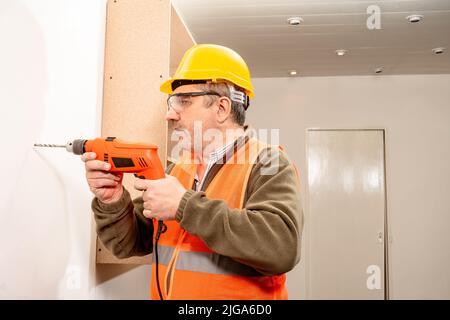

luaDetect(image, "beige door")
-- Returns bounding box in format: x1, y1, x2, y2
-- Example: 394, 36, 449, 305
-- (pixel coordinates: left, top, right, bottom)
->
306, 129, 388, 299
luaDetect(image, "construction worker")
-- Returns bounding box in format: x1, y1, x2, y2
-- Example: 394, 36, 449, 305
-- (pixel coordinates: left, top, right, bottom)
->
82, 44, 303, 299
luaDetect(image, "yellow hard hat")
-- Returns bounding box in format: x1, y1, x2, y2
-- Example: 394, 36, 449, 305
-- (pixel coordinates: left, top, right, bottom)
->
160, 44, 254, 99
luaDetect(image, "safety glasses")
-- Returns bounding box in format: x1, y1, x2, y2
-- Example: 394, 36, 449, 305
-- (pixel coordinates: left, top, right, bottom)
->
167, 91, 221, 113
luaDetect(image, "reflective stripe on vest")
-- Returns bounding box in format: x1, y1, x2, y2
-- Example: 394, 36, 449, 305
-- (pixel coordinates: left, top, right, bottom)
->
157, 245, 262, 277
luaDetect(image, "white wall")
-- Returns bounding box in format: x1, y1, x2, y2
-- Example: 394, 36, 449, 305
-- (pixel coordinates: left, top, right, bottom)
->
248, 74, 450, 299
0, 0, 106, 299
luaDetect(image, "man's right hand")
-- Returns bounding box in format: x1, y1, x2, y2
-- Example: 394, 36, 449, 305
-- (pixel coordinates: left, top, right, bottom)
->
81, 152, 124, 204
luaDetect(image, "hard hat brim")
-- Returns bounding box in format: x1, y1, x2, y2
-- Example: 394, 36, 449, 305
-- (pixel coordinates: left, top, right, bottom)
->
160, 76, 254, 98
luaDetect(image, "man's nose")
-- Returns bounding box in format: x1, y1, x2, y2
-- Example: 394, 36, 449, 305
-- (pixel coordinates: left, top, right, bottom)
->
165, 107, 179, 121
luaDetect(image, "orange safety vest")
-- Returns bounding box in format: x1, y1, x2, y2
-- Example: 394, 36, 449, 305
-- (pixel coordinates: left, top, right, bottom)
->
150, 137, 288, 300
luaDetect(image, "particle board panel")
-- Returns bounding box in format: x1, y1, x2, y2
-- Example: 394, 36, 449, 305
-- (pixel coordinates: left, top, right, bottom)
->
167, 5, 196, 161
170, 5, 196, 75
97, 0, 171, 264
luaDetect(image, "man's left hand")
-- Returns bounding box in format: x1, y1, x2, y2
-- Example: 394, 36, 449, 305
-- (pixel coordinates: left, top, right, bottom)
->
134, 175, 187, 221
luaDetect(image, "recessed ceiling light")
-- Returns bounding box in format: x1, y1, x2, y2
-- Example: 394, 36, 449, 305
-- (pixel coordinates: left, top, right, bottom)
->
406, 14, 424, 23
432, 47, 445, 54
335, 49, 348, 56
374, 67, 384, 74
287, 17, 303, 26
289, 70, 298, 76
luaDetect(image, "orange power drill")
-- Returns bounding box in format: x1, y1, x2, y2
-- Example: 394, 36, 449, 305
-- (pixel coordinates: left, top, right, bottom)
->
34, 136, 165, 180
35, 136, 168, 300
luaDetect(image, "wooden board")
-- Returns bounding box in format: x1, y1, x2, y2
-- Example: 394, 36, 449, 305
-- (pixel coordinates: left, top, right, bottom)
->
97, 0, 196, 264
170, 5, 196, 75
97, 0, 171, 264
167, 5, 196, 161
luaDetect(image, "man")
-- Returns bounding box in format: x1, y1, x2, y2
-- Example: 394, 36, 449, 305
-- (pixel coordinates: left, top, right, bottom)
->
82, 44, 303, 299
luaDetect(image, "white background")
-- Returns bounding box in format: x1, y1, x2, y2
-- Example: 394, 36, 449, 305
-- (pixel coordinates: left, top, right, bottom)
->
0, 0, 106, 299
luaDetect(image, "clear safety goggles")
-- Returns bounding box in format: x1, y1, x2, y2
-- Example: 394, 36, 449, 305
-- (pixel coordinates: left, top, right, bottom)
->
167, 91, 221, 113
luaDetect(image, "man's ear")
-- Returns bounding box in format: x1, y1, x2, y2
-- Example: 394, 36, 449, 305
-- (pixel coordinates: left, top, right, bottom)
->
216, 96, 232, 124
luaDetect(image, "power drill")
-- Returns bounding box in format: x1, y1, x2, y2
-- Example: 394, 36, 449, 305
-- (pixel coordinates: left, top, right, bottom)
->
34, 136, 165, 180
35, 136, 169, 299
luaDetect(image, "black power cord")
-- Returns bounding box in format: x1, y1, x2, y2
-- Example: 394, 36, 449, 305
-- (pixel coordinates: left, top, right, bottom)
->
155, 220, 167, 300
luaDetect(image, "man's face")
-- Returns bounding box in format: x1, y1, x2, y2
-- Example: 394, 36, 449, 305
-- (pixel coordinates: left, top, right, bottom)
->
165, 84, 218, 153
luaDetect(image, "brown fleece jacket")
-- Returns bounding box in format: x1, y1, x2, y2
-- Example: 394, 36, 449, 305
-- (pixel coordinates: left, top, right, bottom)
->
92, 136, 303, 276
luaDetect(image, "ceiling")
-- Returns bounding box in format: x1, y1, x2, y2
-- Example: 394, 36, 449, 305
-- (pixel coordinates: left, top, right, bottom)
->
172, 0, 450, 77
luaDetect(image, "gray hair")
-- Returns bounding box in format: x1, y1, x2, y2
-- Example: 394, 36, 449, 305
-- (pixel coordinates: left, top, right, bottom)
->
195, 81, 247, 126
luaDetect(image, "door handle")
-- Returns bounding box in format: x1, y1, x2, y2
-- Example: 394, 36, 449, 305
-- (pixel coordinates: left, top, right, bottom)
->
377, 231, 383, 243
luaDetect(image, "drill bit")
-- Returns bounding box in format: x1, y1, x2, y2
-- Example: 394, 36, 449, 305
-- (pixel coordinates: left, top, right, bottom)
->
34, 143, 66, 148
34, 140, 87, 154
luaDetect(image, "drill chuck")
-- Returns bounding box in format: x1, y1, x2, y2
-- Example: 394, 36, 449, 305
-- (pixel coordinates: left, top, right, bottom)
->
65, 139, 87, 155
